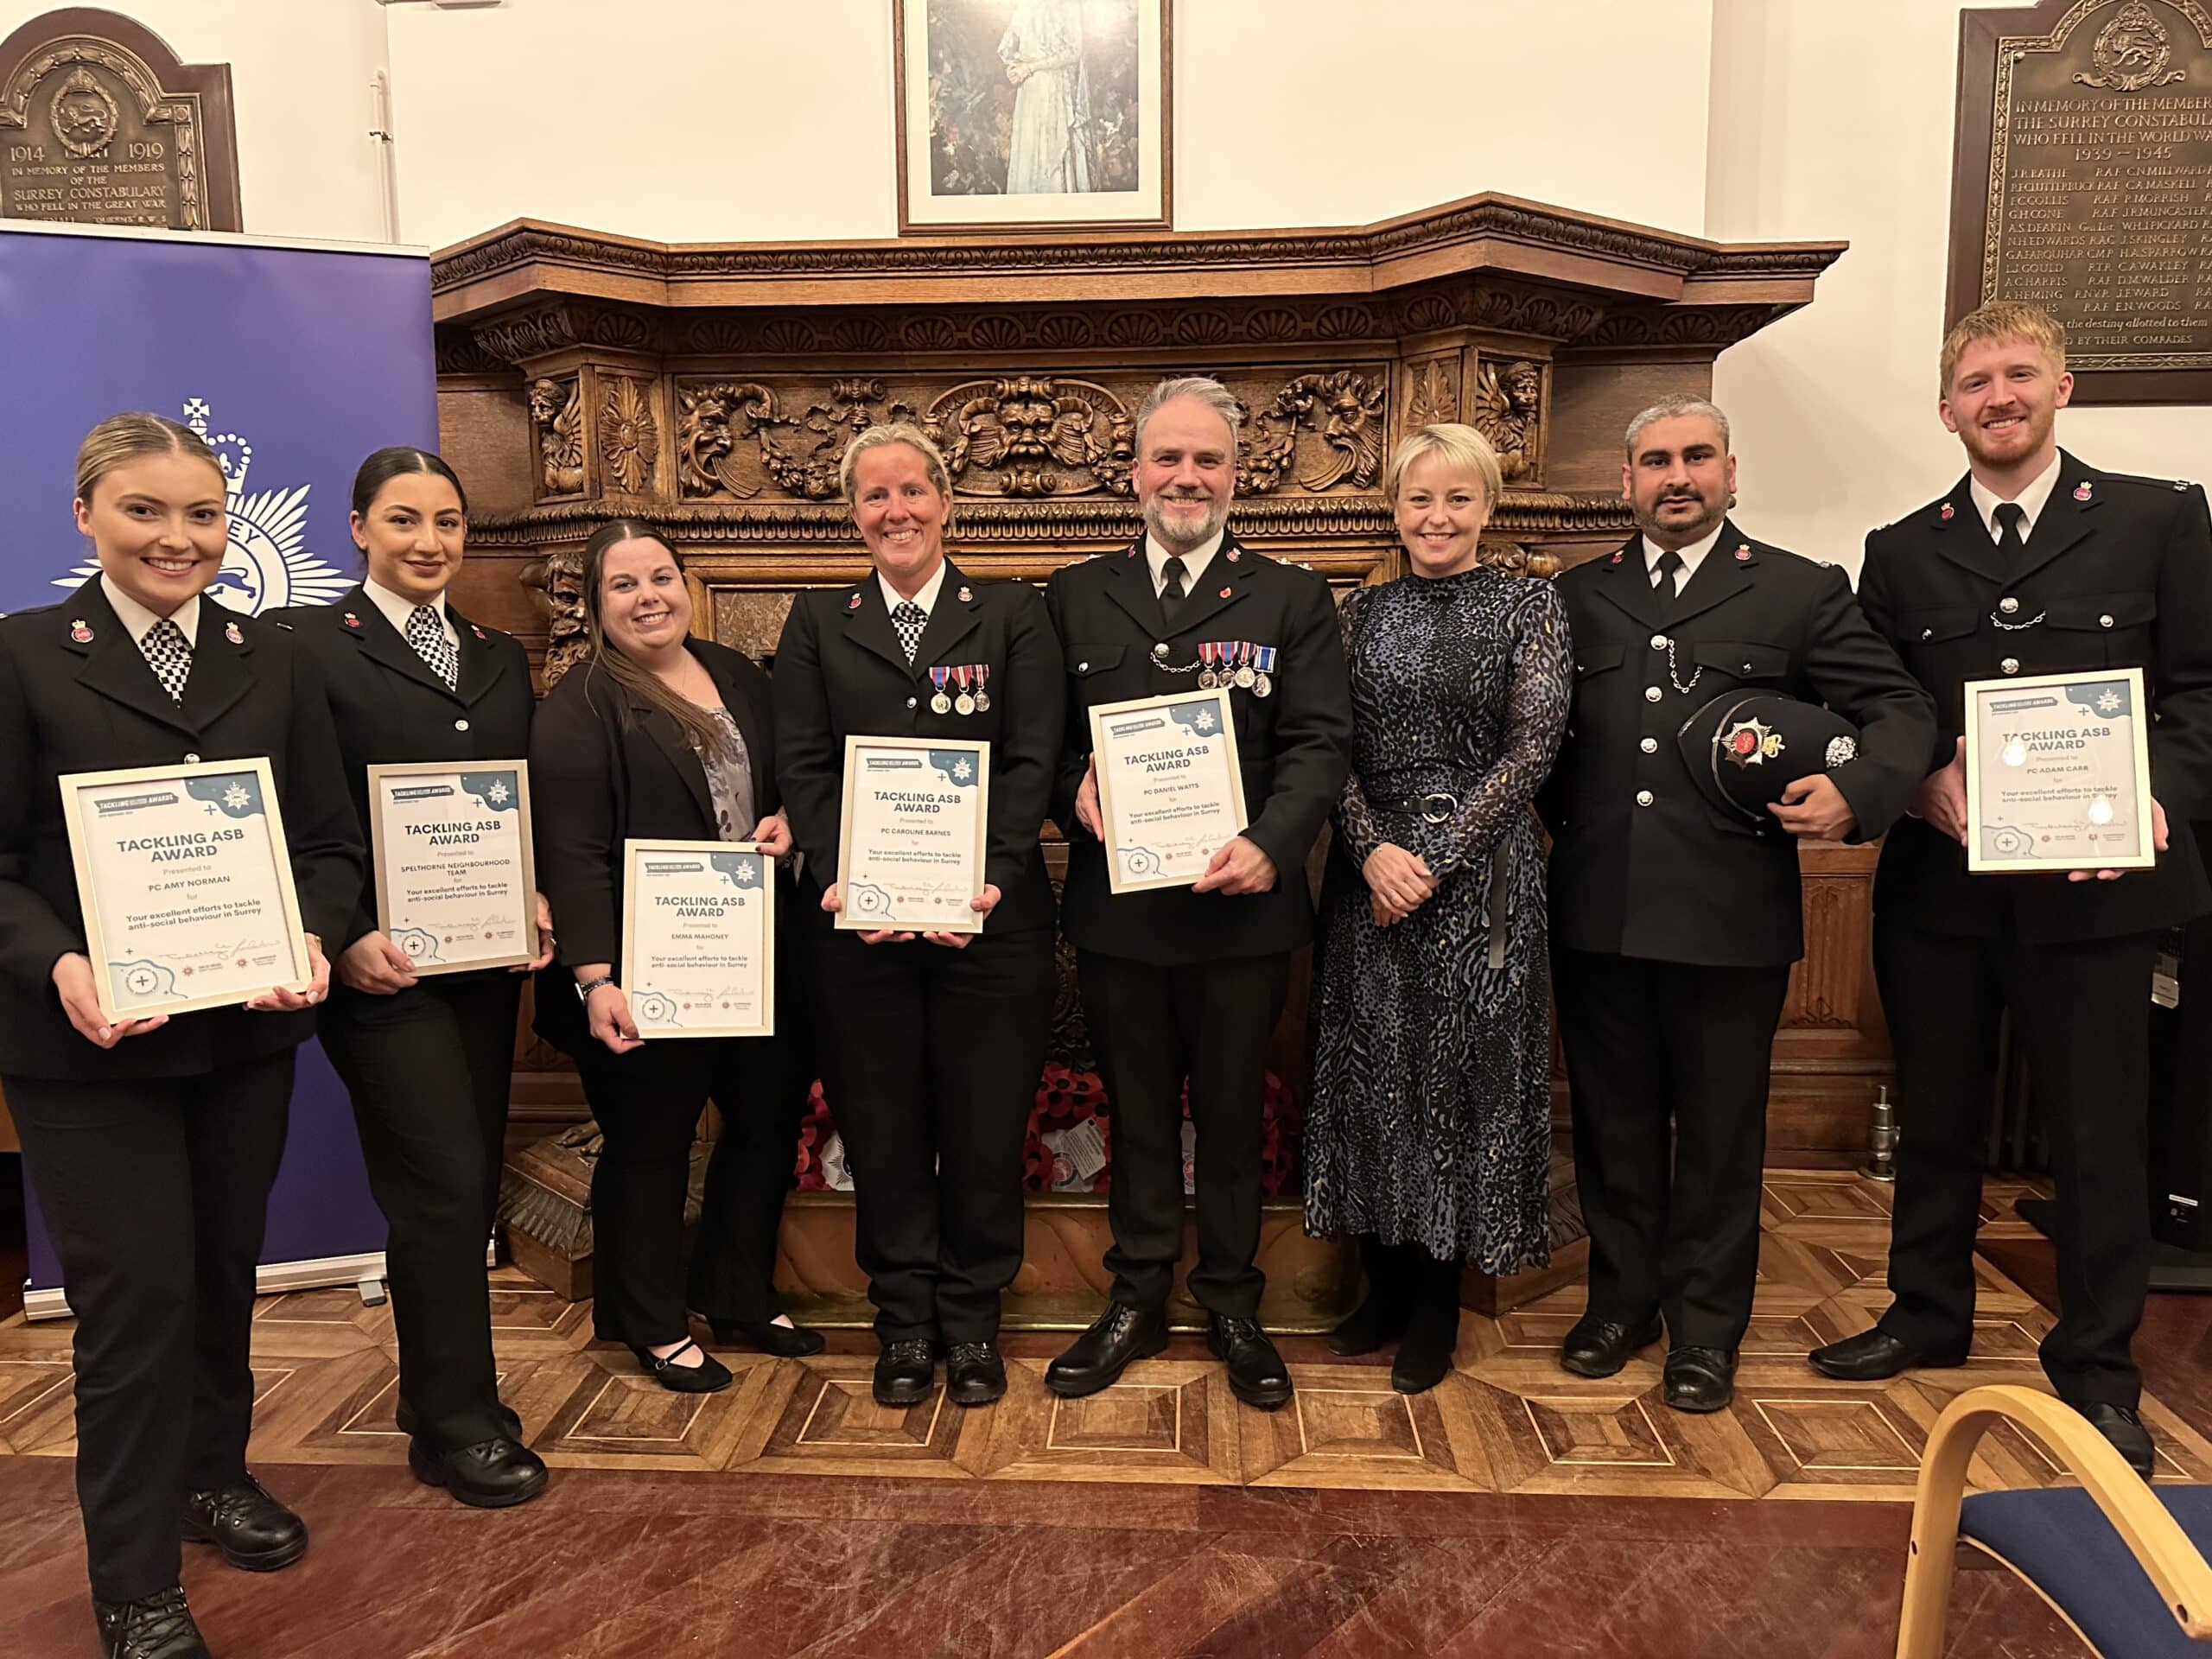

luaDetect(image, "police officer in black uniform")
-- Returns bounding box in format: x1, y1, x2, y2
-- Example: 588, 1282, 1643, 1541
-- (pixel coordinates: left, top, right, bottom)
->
0, 414, 362, 1659
274, 448, 549, 1509
1544, 394, 1933, 1414
774, 423, 1064, 1410
1813, 303, 2212, 1478
1042, 377, 1352, 1410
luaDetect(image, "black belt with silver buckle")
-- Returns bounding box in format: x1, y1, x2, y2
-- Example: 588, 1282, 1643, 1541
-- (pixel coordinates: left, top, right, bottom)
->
1372, 790, 1460, 823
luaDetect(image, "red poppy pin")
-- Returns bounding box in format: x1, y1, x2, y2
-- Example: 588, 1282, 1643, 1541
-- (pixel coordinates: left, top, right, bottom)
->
225, 621, 243, 645
2074, 482, 2093, 502
1940, 502, 1955, 521
68, 619, 92, 643
342, 612, 361, 629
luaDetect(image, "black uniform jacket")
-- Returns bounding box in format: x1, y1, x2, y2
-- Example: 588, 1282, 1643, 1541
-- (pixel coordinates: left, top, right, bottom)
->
270, 586, 534, 950
529, 638, 780, 1051
0, 579, 364, 1080
1541, 523, 1936, 968
1044, 531, 1352, 966
1858, 453, 2212, 942
773, 558, 1064, 935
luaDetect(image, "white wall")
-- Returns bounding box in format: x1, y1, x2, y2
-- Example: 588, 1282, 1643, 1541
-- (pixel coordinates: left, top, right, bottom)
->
0, 0, 394, 243
385, 0, 1715, 251
1707, 0, 2212, 574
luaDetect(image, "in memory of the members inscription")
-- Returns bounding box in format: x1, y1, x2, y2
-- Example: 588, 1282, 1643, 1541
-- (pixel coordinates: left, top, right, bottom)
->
0, 9, 240, 232
1951, 0, 2212, 402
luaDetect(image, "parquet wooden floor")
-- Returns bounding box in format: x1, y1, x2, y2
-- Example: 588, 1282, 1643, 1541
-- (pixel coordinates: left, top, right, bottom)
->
1, 1169, 2202, 1502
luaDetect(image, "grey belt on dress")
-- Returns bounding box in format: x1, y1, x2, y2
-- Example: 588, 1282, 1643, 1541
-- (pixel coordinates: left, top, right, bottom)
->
1363, 787, 1512, 971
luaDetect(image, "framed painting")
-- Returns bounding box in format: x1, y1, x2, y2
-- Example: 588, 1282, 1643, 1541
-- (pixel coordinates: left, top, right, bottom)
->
893, 0, 1172, 233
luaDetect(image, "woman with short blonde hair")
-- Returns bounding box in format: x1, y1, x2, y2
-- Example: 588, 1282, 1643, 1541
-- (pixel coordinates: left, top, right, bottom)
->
1303, 423, 1573, 1393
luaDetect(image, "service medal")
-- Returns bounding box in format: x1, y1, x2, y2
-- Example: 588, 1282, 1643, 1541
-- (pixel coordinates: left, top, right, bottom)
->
972, 665, 991, 712
953, 664, 976, 716
929, 665, 953, 714
1197, 641, 1218, 688
1234, 645, 1256, 690
1251, 644, 1276, 698
931, 693, 953, 714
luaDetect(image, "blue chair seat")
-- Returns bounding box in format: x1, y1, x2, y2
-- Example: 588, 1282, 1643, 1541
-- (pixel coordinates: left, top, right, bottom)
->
1962, 1485, 2212, 1656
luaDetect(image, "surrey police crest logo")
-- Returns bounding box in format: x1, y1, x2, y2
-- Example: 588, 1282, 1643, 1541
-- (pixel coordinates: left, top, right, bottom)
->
53, 398, 351, 614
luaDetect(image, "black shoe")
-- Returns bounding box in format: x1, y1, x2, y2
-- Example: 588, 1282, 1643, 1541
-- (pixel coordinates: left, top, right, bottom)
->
628, 1338, 733, 1394
1807, 1327, 1968, 1382
395, 1395, 524, 1442
1046, 1303, 1169, 1398
1208, 1313, 1294, 1409
1662, 1345, 1737, 1413
1329, 1236, 1416, 1356
408, 1435, 550, 1508
2078, 1402, 2156, 1479
874, 1338, 937, 1407
1559, 1313, 1662, 1379
707, 1315, 825, 1358
181, 1472, 307, 1572
945, 1341, 1007, 1407
94, 1586, 208, 1659
1391, 1300, 1461, 1395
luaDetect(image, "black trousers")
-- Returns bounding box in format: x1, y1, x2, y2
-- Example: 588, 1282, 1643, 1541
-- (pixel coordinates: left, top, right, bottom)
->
571, 1020, 811, 1347
1554, 949, 1791, 1351
1078, 949, 1290, 1320
1875, 918, 2156, 1406
812, 924, 1052, 1343
7, 1052, 293, 1603
319, 971, 521, 1451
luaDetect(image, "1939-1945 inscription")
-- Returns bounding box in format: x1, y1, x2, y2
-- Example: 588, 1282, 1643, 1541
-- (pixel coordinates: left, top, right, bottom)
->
1952, 0, 2212, 403
0, 8, 241, 232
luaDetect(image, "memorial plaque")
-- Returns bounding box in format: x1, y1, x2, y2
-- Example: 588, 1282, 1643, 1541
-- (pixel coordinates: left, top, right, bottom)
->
1952, 0, 2212, 404
0, 9, 240, 232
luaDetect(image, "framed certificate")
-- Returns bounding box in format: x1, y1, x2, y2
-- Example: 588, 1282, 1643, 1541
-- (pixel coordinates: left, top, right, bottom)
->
620, 839, 775, 1038
365, 761, 537, 976
58, 756, 314, 1021
836, 735, 989, 933
1090, 689, 1249, 893
1965, 667, 2156, 874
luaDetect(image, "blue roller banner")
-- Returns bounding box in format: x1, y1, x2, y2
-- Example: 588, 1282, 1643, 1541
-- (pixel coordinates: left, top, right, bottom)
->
0, 220, 439, 1297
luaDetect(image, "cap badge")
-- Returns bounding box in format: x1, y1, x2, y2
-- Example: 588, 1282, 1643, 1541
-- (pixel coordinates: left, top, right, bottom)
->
847, 593, 862, 611
1226, 549, 1242, 562
2074, 482, 2093, 502
957, 586, 973, 603
1721, 716, 1783, 767
1734, 544, 1751, 562
1940, 502, 1955, 521
342, 612, 361, 630
68, 619, 92, 643
225, 621, 244, 645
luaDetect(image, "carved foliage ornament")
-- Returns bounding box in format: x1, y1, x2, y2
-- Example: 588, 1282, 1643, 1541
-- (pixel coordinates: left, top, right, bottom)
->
1469, 359, 1545, 486
1403, 359, 1459, 429
600, 377, 658, 495
526, 377, 586, 499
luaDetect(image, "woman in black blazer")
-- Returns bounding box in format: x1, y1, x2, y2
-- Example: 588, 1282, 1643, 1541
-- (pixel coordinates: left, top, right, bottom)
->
773, 423, 1064, 1410
273, 448, 549, 1509
0, 414, 361, 1659
531, 519, 818, 1393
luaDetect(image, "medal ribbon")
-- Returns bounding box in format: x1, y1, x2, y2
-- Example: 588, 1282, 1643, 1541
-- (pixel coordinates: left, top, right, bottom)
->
1254, 645, 1277, 674
930, 666, 951, 696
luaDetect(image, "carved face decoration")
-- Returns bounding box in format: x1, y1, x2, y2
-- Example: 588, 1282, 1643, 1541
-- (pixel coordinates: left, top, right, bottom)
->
996, 379, 1060, 461
849, 440, 950, 596
1505, 365, 1542, 413
352, 469, 466, 607
75, 450, 230, 619
1394, 452, 1492, 581
594, 537, 693, 660
1941, 334, 2072, 476
527, 379, 565, 426
1623, 411, 1735, 551
1135, 393, 1236, 553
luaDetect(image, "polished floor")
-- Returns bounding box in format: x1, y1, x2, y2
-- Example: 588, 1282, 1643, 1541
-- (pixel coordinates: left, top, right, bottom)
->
0, 1170, 2198, 1656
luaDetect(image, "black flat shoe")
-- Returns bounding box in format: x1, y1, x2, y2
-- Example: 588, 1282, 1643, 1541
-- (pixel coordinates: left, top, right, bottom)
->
1046, 1302, 1169, 1398
874, 1338, 937, 1407
181, 1472, 307, 1572
2077, 1401, 2156, 1479
1391, 1300, 1461, 1395
1662, 1345, 1738, 1414
1208, 1313, 1294, 1409
1807, 1327, 1967, 1381
707, 1316, 825, 1357
395, 1395, 524, 1443
945, 1340, 1007, 1406
1559, 1313, 1662, 1379
94, 1586, 208, 1659
629, 1338, 733, 1394
408, 1434, 550, 1508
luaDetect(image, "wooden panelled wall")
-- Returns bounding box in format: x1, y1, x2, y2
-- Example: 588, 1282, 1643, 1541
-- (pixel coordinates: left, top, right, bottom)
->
429, 194, 1885, 1166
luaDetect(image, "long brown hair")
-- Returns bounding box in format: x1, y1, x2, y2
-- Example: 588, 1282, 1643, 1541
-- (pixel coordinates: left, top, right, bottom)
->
577, 520, 733, 761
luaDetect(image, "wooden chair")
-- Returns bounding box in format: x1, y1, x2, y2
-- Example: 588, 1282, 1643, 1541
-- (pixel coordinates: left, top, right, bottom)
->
1897, 1384, 2212, 1657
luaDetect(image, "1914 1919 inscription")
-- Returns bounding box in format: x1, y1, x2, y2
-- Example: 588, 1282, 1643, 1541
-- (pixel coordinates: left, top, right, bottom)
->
0, 9, 241, 232
1951, 0, 2212, 404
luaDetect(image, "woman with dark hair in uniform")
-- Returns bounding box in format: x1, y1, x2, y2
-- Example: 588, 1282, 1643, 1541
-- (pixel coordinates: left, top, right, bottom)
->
0, 413, 362, 1659
276, 446, 550, 1510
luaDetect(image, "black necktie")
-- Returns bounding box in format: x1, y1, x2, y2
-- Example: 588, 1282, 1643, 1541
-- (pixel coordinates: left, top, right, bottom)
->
1993, 501, 2027, 564
1651, 550, 1684, 620
1159, 556, 1188, 621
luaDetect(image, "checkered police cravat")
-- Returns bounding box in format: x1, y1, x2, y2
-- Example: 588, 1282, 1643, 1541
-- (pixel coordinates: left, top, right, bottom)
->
407, 604, 459, 690
140, 616, 192, 703
891, 600, 928, 664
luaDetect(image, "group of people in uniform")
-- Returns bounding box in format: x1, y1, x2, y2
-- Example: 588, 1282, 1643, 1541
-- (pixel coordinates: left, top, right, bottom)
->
2, 301, 2205, 1659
